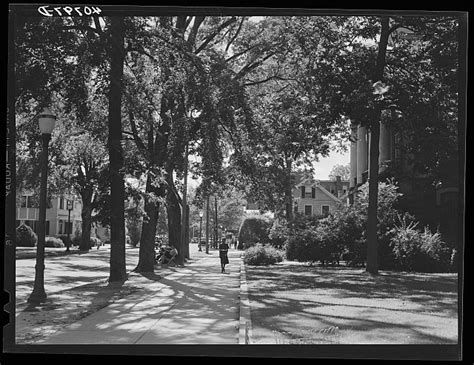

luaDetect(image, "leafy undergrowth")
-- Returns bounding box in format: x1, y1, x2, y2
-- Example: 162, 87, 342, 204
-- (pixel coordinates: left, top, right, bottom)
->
15, 280, 140, 344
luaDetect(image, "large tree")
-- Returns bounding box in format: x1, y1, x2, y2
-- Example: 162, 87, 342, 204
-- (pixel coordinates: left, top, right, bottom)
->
329, 164, 351, 181
300, 15, 461, 274
106, 16, 127, 282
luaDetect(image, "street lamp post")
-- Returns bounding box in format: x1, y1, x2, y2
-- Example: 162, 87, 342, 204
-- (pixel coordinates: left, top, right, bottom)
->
28, 108, 56, 304
205, 195, 210, 254
66, 199, 73, 252
198, 211, 203, 252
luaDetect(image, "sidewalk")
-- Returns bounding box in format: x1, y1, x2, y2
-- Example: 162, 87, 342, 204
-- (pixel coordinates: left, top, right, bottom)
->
34, 245, 244, 345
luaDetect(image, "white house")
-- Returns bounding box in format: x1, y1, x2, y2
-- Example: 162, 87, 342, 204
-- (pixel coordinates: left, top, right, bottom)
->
293, 175, 350, 217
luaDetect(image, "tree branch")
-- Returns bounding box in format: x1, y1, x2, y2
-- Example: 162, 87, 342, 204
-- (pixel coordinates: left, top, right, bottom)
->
225, 16, 245, 53
234, 52, 276, 80
187, 16, 205, 47
195, 16, 238, 54
225, 42, 265, 63
128, 109, 148, 156
244, 74, 297, 87
93, 16, 103, 34
62, 25, 102, 36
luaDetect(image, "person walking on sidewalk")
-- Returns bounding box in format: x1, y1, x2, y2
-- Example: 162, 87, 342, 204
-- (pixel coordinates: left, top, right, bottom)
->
219, 238, 229, 273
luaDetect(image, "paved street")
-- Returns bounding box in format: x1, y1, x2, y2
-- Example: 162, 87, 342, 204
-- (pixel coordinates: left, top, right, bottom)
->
17, 244, 243, 344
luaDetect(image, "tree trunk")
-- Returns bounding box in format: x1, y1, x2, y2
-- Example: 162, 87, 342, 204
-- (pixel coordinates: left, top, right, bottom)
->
179, 142, 188, 264
205, 195, 210, 254
135, 175, 161, 273
366, 121, 380, 274
79, 189, 93, 251
366, 16, 390, 275
214, 195, 218, 248
285, 158, 293, 223
185, 204, 190, 259
167, 171, 182, 259
107, 16, 127, 283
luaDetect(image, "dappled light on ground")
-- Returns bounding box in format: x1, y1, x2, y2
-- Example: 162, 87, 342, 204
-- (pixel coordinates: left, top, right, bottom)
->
246, 261, 458, 344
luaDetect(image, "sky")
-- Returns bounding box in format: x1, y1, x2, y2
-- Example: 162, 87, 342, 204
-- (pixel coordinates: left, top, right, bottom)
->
313, 149, 351, 180
187, 147, 351, 189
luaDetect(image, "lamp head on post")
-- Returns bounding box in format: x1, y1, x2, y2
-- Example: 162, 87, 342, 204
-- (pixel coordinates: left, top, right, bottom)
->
199, 211, 204, 218
191, 109, 202, 119
37, 108, 56, 135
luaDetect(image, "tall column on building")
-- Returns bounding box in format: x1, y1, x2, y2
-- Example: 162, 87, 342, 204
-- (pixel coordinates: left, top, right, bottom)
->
356, 125, 368, 184
379, 119, 391, 172
349, 122, 358, 188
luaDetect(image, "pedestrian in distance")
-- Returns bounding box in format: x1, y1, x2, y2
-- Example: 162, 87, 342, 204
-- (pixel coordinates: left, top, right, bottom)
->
219, 237, 229, 273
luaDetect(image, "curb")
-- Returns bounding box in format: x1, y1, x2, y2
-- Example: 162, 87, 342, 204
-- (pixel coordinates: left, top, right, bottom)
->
238, 253, 253, 344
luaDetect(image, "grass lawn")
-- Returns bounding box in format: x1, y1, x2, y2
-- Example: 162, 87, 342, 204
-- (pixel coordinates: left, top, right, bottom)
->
245, 260, 459, 345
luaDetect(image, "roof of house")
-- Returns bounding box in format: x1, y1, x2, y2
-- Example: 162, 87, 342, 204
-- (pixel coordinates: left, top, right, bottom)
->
294, 179, 341, 202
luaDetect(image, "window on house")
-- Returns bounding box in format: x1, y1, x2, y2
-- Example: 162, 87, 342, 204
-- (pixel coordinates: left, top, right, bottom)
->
322, 205, 330, 216
29, 195, 39, 208
58, 219, 65, 234
311, 187, 316, 199
300, 186, 305, 198
294, 205, 298, 213
304, 205, 312, 216
59, 197, 64, 210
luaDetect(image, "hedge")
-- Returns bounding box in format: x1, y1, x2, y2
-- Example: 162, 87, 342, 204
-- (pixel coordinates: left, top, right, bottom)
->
243, 244, 284, 265
16, 224, 37, 247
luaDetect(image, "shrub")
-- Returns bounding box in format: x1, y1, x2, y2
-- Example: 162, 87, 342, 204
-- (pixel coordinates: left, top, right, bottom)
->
45, 236, 65, 248
285, 223, 344, 265
126, 215, 142, 247
90, 237, 102, 247
71, 234, 82, 247
285, 229, 320, 263
238, 217, 272, 249
389, 215, 451, 272
327, 207, 365, 266
329, 179, 405, 268
57, 235, 72, 246
243, 244, 284, 265
269, 218, 290, 249
72, 234, 102, 249
16, 224, 37, 247
313, 220, 344, 265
